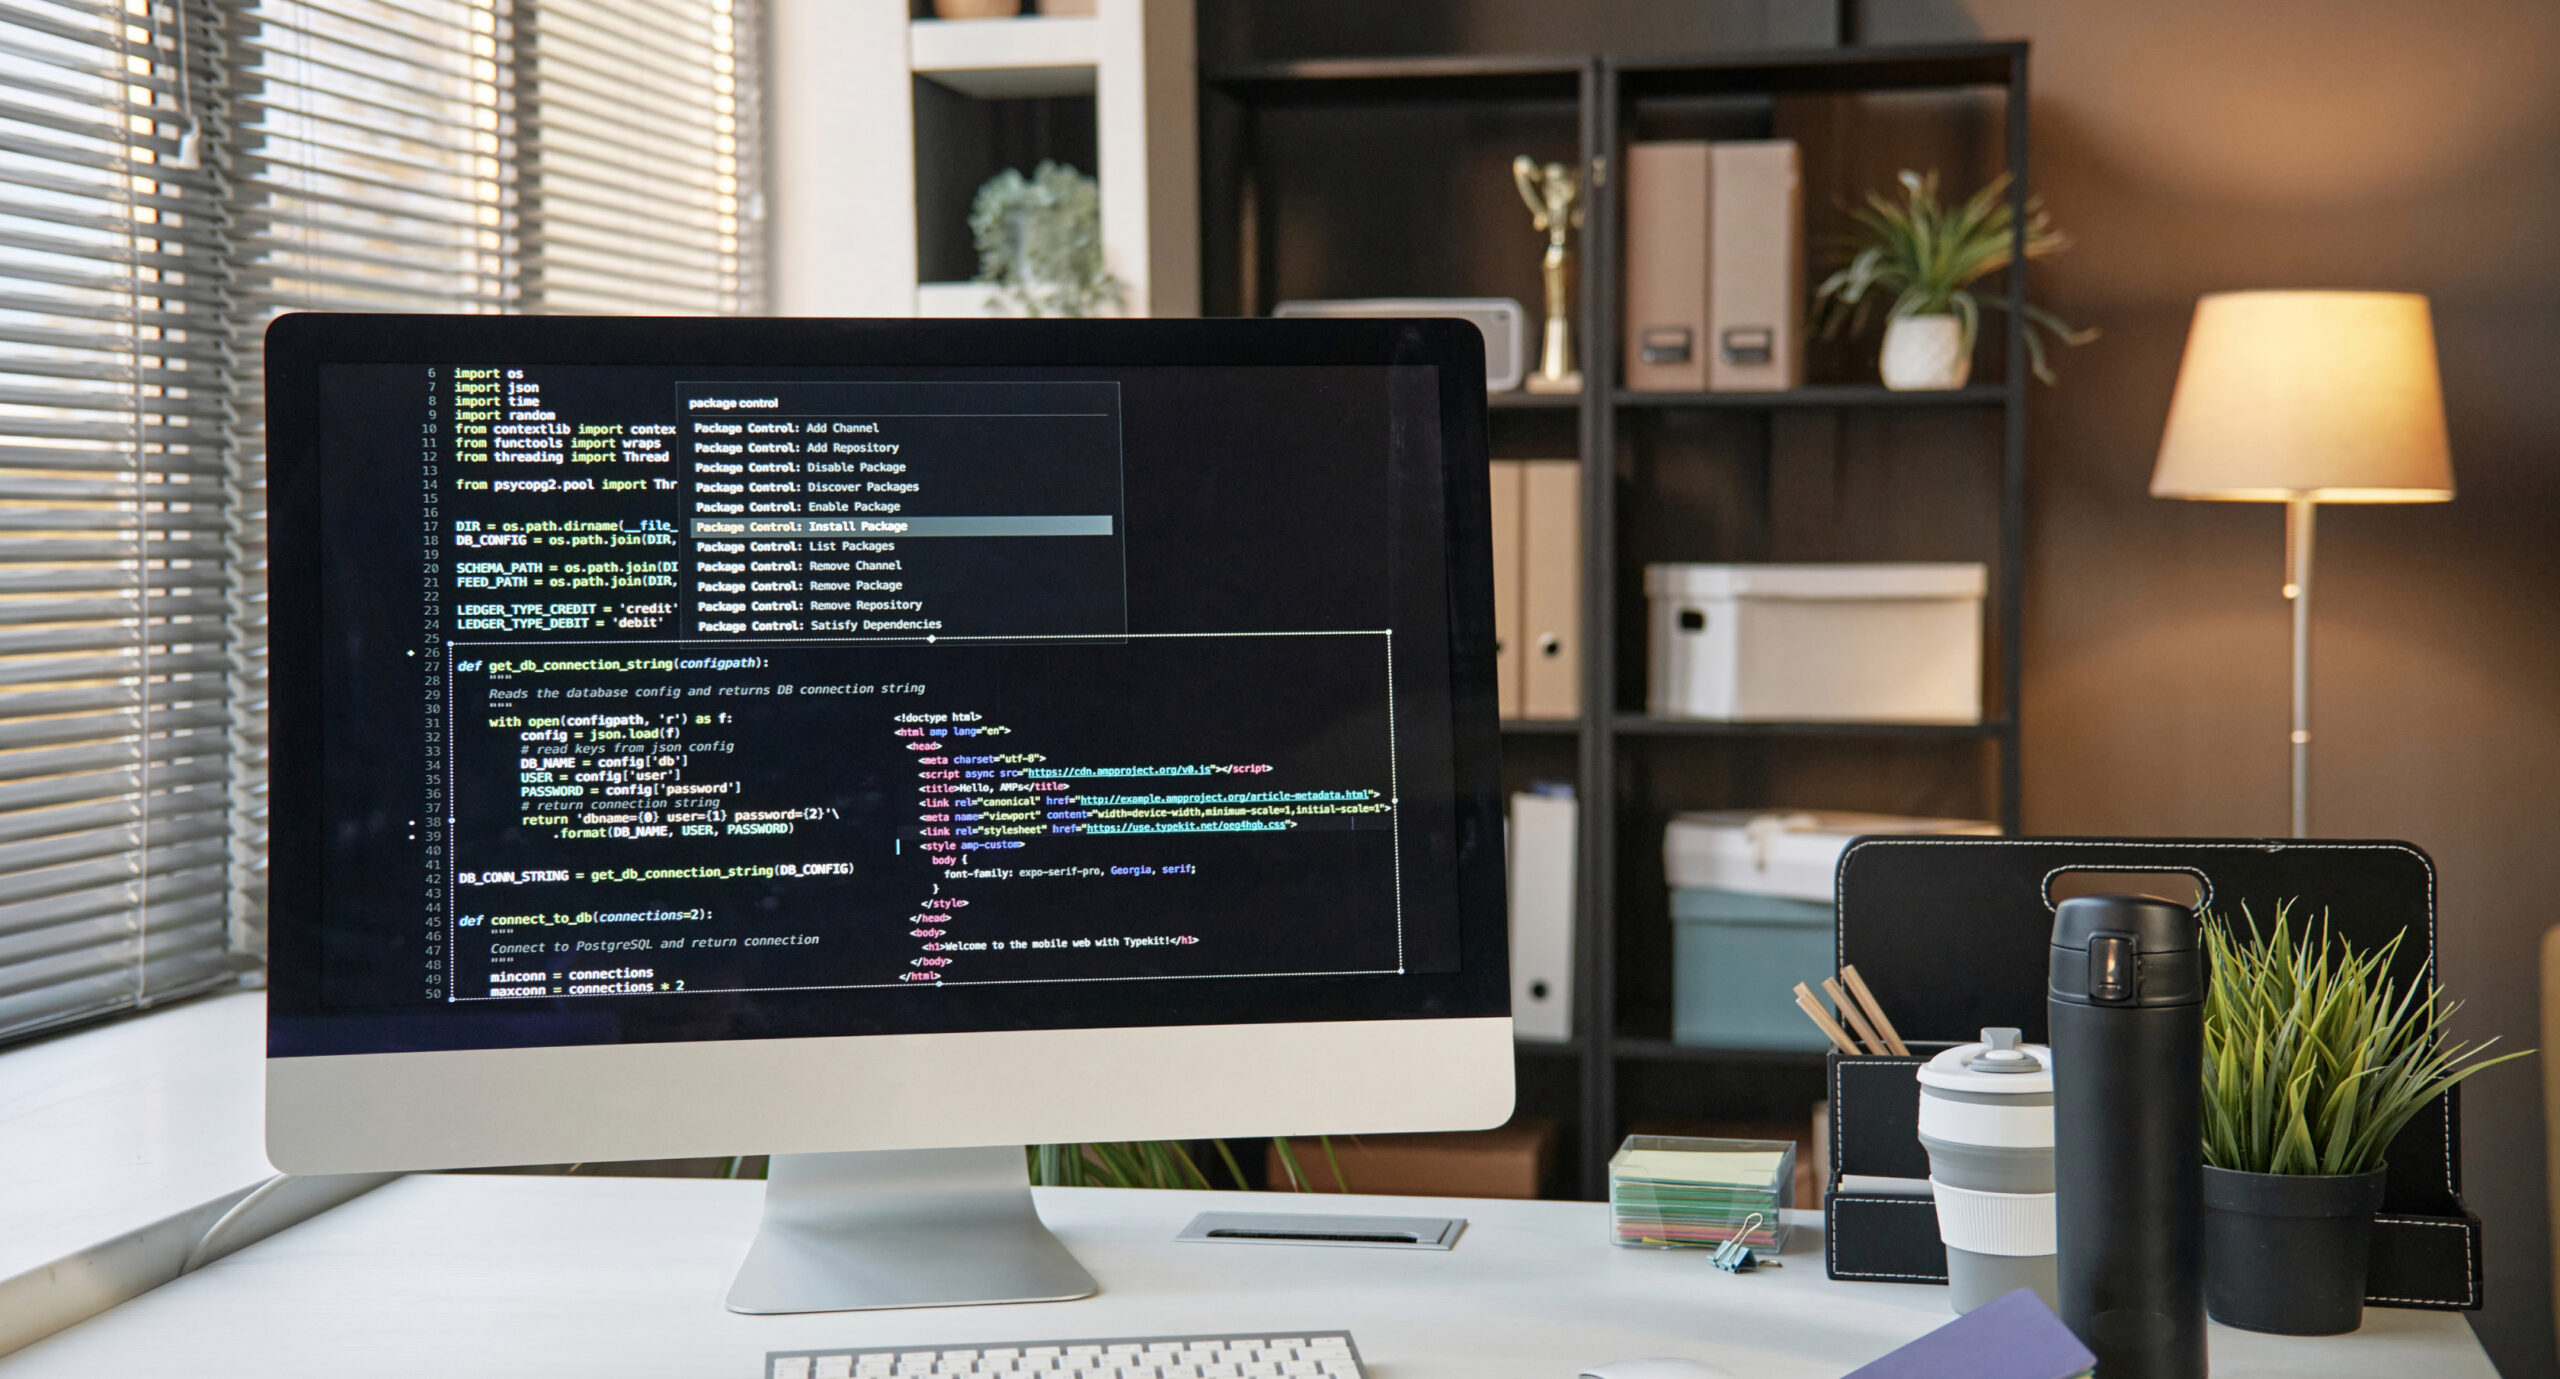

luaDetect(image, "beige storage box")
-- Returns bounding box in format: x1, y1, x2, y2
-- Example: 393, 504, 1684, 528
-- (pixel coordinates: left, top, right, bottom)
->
1644, 563, 1986, 722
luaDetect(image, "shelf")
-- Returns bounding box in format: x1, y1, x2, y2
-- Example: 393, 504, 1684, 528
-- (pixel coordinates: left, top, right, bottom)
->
1207, 44, 2026, 104
1611, 1038, 1831, 1067
1204, 55, 1587, 105
1613, 42, 2025, 98
1201, 43, 2035, 1199
911, 16, 1098, 99
1612, 714, 2010, 740
1490, 390, 1585, 411
916, 282, 1001, 317
1612, 383, 2010, 411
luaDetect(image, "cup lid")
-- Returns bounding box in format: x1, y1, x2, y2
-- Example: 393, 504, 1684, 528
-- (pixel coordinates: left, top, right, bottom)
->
1917, 1027, 2053, 1093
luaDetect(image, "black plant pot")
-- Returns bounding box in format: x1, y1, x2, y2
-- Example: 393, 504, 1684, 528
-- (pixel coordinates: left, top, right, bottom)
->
2202, 1164, 2389, 1335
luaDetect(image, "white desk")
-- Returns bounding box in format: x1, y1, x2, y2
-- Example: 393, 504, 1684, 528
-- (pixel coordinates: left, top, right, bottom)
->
0, 1175, 2495, 1378
0, 992, 388, 1353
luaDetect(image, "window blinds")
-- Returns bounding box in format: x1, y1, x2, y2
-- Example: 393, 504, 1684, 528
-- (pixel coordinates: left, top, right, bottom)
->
0, 0, 761, 1044
516, 0, 757, 314
0, 0, 243, 1040
223, 0, 530, 1020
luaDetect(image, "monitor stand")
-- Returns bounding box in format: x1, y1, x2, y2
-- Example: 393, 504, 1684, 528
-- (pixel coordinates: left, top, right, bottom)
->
725, 1145, 1099, 1314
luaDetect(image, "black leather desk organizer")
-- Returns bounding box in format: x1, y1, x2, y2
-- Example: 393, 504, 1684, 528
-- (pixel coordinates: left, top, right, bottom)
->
1822, 836, 2481, 1310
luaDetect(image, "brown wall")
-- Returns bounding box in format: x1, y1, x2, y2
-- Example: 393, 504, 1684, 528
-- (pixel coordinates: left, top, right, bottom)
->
1207, 2, 2560, 1370
1863, 5, 2560, 1372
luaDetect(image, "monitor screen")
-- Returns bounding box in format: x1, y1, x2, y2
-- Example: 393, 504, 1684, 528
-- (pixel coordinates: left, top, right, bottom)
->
267, 317, 1506, 1060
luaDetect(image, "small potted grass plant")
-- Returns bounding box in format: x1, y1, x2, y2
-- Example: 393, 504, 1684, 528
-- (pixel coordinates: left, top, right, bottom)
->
2200, 902, 2530, 1335
1812, 170, 2091, 389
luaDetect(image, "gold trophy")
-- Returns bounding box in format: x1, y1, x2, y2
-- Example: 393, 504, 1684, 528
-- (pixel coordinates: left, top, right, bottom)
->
1512, 155, 1584, 393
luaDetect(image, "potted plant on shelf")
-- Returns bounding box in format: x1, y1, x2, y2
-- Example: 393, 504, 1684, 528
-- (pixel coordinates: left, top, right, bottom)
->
2199, 902, 2530, 1335
970, 160, 1122, 319
1811, 170, 2091, 390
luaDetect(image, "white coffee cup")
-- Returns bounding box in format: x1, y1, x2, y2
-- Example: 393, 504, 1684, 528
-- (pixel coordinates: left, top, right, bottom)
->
1916, 1027, 2057, 1314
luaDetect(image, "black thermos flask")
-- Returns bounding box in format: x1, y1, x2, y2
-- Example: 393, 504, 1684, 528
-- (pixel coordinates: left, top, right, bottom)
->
2048, 894, 2208, 1378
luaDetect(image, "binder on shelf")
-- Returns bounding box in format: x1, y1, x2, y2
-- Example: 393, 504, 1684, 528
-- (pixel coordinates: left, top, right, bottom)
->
1706, 140, 1802, 392
1489, 461, 1524, 718
1519, 460, 1581, 719
1623, 142, 1710, 393
1622, 140, 1803, 393
1506, 787, 1576, 1043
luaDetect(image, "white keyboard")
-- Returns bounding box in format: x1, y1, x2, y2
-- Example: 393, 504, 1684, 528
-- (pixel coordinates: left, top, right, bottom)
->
767, 1331, 1369, 1379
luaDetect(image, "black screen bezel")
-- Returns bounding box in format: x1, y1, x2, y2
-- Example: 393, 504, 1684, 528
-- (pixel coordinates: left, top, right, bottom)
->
264, 313, 1509, 1054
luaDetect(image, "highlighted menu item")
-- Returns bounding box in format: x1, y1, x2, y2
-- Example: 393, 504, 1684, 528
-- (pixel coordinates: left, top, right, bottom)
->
678, 380, 1128, 641
691, 516, 1115, 539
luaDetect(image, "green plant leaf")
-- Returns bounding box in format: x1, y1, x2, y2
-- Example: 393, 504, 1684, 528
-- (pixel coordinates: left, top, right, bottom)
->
970, 160, 1124, 318
1210, 1138, 1252, 1191
1811, 168, 2092, 382
1271, 1135, 1310, 1192
2200, 901, 2535, 1175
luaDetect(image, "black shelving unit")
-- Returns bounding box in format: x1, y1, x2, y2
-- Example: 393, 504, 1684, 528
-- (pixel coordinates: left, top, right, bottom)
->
1611, 714, 2011, 739
1614, 383, 2008, 409
1202, 42, 2030, 1200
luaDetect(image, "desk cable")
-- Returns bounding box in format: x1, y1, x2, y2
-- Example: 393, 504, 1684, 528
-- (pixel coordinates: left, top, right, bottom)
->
179, 1173, 297, 1275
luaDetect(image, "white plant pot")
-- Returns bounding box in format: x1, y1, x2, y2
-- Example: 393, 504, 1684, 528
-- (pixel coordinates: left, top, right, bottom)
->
1879, 314, 1973, 391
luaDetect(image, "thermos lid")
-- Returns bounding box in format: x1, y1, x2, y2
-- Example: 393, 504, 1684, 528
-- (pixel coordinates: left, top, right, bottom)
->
2049, 893, 2199, 953
2048, 893, 2206, 1007
1918, 1027, 2054, 1093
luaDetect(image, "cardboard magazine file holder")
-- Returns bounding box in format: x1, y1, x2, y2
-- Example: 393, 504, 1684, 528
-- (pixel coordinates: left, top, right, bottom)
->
1822, 836, 2482, 1310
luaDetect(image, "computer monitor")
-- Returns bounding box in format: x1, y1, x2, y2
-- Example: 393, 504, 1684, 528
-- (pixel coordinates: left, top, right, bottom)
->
264, 314, 1515, 1313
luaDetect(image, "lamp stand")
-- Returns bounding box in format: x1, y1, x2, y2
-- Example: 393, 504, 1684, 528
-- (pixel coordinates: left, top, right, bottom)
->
2283, 497, 2316, 839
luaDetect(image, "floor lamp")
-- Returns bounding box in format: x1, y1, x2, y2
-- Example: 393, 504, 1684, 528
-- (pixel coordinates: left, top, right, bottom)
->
2150, 291, 2453, 838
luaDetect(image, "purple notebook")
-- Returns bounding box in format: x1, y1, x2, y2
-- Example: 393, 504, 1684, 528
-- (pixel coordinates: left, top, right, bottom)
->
1840, 1290, 2097, 1379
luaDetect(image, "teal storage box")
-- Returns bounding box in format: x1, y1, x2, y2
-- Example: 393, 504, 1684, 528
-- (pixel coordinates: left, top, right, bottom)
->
1672, 887, 1835, 1050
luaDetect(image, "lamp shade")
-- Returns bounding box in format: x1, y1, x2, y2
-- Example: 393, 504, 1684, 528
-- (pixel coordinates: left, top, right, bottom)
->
2151, 291, 2453, 502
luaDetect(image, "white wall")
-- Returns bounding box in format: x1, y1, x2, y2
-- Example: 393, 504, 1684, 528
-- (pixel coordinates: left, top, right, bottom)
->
762, 0, 1194, 318
766, 0, 917, 315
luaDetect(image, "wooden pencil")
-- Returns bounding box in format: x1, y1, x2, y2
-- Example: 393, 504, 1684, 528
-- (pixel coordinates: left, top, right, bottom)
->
1839, 964, 1910, 1056
1791, 982, 1861, 1055
1823, 976, 1889, 1055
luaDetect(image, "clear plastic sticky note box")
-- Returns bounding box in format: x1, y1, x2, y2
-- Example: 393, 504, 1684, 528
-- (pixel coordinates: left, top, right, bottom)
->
1607, 1134, 1793, 1252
